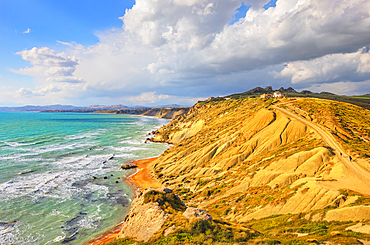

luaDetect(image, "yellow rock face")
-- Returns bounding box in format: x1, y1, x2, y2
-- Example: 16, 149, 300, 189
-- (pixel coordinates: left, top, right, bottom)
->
150, 98, 370, 223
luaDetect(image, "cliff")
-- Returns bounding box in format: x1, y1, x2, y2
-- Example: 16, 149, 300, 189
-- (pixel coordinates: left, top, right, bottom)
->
107, 108, 191, 120
111, 97, 370, 244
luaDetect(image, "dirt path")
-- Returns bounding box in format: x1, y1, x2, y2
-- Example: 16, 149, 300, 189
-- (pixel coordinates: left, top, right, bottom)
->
273, 103, 370, 195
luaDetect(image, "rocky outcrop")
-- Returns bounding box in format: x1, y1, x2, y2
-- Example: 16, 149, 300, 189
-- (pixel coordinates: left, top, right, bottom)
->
117, 188, 171, 242
117, 188, 212, 242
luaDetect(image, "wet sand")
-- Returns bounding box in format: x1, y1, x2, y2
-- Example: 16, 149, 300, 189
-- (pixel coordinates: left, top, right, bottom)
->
86, 157, 161, 245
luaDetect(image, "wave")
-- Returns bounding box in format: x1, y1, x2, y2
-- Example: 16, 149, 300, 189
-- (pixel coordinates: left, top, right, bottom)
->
66, 131, 100, 140
0, 113, 168, 245
0, 154, 118, 201
2, 141, 38, 147
120, 139, 142, 145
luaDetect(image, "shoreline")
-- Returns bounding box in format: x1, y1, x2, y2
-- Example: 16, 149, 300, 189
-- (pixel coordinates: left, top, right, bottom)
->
86, 157, 161, 245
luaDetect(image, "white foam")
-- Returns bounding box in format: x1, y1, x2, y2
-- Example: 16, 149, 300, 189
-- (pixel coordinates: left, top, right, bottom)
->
112, 153, 137, 159
105, 146, 146, 152
2, 141, 37, 147
120, 139, 142, 145
0, 154, 117, 200
31, 142, 92, 154
49, 235, 65, 244
66, 131, 100, 140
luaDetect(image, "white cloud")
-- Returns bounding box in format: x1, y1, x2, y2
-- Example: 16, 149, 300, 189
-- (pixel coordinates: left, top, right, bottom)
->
302, 80, 370, 95
118, 0, 370, 92
128, 91, 172, 104
23, 28, 30, 34
10, 0, 370, 105
128, 91, 205, 105
12, 47, 83, 84
16, 84, 63, 98
274, 47, 370, 84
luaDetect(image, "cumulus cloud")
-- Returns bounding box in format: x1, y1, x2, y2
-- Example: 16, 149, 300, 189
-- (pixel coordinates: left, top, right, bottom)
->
115, 0, 370, 94
143, 0, 370, 76
274, 47, 370, 84
16, 84, 62, 98
12, 47, 83, 84
11, 0, 370, 105
23, 28, 30, 34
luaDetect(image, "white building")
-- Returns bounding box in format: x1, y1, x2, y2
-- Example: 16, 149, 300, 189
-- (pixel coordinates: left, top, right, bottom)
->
273, 91, 282, 98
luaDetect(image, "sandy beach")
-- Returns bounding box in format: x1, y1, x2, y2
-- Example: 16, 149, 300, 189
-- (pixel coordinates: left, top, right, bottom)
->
86, 157, 161, 245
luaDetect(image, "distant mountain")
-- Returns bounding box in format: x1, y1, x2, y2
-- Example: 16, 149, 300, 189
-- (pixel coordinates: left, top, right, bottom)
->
85, 104, 128, 110
0, 104, 187, 112
0, 104, 128, 112
0, 105, 82, 112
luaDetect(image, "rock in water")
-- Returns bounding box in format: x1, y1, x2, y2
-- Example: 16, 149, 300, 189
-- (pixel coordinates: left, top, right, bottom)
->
121, 164, 138, 170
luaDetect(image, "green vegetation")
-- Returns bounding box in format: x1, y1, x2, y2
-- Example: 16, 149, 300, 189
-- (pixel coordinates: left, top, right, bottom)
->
106, 213, 370, 245
339, 189, 370, 206
143, 190, 186, 213
106, 216, 258, 245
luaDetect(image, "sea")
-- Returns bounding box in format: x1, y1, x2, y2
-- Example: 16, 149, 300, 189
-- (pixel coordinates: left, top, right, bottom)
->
0, 112, 170, 245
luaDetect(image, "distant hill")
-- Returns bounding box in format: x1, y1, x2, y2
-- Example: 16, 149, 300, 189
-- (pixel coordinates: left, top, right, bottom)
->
0, 104, 129, 112
203, 86, 370, 110
0, 105, 83, 112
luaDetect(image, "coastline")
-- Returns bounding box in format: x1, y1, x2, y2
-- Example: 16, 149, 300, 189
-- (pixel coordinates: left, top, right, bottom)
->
86, 157, 161, 245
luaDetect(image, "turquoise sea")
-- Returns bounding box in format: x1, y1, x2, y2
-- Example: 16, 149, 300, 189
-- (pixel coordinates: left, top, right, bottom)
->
0, 112, 170, 245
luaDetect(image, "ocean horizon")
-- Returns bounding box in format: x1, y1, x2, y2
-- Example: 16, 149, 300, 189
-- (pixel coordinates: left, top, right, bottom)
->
0, 112, 170, 244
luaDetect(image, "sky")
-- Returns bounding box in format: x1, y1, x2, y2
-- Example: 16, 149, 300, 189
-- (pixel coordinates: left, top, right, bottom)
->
0, 0, 370, 107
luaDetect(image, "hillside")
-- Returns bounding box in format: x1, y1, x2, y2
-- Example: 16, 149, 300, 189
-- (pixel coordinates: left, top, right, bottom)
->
140, 97, 370, 244
108, 96, 370, 244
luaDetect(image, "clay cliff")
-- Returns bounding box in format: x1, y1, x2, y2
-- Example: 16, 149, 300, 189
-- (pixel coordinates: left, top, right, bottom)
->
111, 96, 370, 244
116, 108, 190, 120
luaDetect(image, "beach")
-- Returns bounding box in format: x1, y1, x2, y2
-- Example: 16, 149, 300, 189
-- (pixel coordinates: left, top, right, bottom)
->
87, 157, 161, 245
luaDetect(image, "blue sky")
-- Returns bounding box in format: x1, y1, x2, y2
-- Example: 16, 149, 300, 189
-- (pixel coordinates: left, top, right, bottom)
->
0, 0, 134, 91
1, 0, 370, 106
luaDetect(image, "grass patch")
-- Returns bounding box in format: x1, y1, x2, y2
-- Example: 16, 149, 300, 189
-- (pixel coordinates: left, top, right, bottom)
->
143, 190, 186, 214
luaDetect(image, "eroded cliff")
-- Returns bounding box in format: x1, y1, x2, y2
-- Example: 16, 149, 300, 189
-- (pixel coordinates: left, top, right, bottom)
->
111, 97, 370, 244
150, 97, 370, 225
